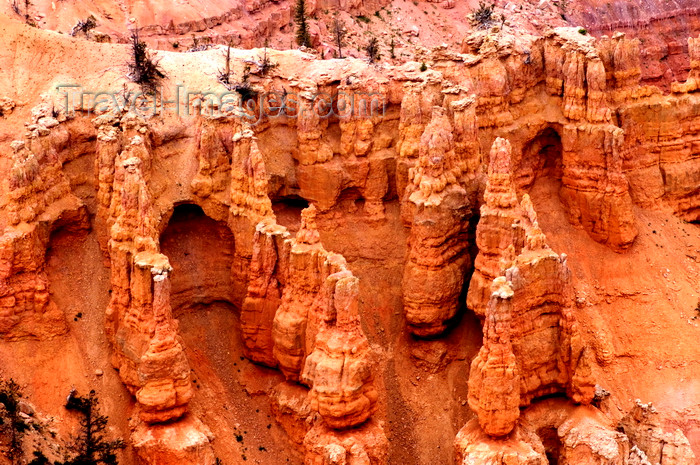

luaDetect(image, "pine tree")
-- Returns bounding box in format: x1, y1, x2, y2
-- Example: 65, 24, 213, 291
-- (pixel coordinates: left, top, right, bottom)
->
366, 36, 380, 63
64, 390, 124, 465
294, 0, 312, 48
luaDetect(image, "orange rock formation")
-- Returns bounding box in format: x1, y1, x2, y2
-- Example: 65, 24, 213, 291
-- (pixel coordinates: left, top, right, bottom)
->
0, 8, 699, 465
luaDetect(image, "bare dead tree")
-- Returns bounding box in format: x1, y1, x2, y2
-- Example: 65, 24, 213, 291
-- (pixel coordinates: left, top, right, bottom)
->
217, 40, 234, 89
330, 16, 347, 58
10, 0, 21, 16
258, 39, 278, 76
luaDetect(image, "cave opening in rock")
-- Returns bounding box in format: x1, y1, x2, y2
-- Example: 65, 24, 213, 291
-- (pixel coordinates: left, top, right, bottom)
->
46, 218, 110, 327
271, 195, 310, 234
464, 211, 481, 285
449, 210, 482, 333
159, 203, 297, 464
537, 426, 563, 465
518, 127, 564, 191
159, 203, 236, 313
337, 187, 366, 212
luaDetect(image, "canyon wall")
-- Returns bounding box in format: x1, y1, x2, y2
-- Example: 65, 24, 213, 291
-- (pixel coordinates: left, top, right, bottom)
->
0, 13, 699, 465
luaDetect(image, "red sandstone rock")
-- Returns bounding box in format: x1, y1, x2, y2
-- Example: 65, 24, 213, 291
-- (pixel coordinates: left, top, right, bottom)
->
0, 100, 89, 340
456, 397, 694, 465
467, 189, 595, 437
302, 271, 378, 429
271, 206, 331, 381
1, 13, 700, 465
303, 419, 388, 465
132, 414, 216, 465
241, 219, 291, 366
133, 257, 193, 423
673, 35, 700, 93
521, 399, 631, 465
102, 133, 194, 424
620, 400, 696, 465
455, 419, 548, 465
271, 381, 314, 447
402, 107, 473, 336
559, 124, 638, 251
467, 137, 525, 318
467, 276, 521, 437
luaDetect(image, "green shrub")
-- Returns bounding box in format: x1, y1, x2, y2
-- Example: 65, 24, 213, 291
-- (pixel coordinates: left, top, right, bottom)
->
366, 37, 381, 63
128, 30, 166, 92
472, 1, 494, 28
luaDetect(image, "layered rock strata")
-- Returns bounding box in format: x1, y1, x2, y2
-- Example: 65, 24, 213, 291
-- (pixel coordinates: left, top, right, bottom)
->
620, 400, 696, 465
242, 205, 384, 461
456, 398, 693, 465
1, 16, 700, 465
466, 142, 595, 437
97, 118, 193, 425
0, 101, 88, 340
466, 138, 524, 318
402, 106, 474, 336
270, 205, 333, 380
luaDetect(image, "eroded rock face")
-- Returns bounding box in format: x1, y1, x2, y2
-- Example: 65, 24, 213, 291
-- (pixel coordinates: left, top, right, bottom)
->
467, 138, 524, 319
522, 399, 631, 465
402, 106, 474, 336
1, 13, 700, 465
302, 272, 378, 429
673, 35, 700, 93
101, 132, 194, 424
456, 398, 683, 465
467, 277, 521, 437
0, 103, 89, 340
271, 205, 332, 381
467, 165, 595, 437
243, 206, 385, 459
240, 219, 290, 366
132, 415, 216, 465
454, 419, 548, 465
557, 415, 630, 465
508, 197, 596, 406
620, 400, 696, 465
303, 420, 388, 465
458, 396, 697, 465
558, 124, 638, 251
567, 1, 700, 88
0, 217, 84, 340
132, 257, 193, 424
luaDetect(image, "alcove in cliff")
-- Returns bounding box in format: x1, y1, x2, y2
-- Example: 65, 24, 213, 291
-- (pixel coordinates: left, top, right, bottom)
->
159, 203, 235, 312
537, 426, 563, 465
517, 127, 564, 191
271, 195, 309, 235
159, 203, 297, 464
